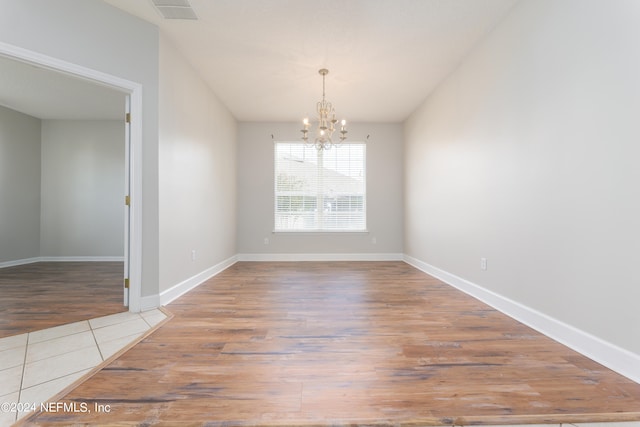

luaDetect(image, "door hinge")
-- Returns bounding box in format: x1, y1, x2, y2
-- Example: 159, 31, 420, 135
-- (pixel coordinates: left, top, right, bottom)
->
125, 195, 130, 206
125, 113, 131, 123
124, 278, 130, 289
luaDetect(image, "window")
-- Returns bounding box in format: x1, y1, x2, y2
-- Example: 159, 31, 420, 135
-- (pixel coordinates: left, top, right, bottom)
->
274, 142, 366, 231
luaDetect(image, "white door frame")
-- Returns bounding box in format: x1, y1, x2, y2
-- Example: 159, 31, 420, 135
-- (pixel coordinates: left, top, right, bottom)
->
123, 94, 132, 308
0, 41, 144, 312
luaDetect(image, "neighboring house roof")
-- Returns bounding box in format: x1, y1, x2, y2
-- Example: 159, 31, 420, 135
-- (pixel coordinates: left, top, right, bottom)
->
276, 155, 364, 195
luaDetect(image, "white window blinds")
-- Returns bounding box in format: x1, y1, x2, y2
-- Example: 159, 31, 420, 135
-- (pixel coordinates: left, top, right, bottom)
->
274, 142, 366, 231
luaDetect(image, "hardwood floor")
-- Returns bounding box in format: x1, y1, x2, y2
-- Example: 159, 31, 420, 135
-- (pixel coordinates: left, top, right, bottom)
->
25, 262, 640, 426
0, 262, 126, 338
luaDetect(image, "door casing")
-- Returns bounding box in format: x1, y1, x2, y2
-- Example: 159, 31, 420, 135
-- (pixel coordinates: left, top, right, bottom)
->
0, 41, 144, 312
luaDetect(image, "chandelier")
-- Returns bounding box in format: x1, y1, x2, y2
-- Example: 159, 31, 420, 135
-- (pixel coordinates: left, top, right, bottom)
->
301, 68, 347, 150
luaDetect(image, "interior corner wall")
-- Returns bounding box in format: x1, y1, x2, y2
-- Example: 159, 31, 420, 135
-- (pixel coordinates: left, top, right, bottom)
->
0, 0, 160, 297
40, 120, 125, 258
236, 122, 403, 257
0, 106, 41, 263
158, 35, 237, 295
404, 0, 640, 355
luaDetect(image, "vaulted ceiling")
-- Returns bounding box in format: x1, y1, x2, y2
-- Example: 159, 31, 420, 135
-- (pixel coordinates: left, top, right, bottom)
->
0, 0, 518, 122
104, 0, 518, 123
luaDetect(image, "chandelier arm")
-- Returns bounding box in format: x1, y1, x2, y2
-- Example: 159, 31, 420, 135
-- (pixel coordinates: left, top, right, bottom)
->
302, 68, 346, 150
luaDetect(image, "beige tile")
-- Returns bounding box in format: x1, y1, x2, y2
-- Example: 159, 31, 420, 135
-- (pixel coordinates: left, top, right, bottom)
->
89, 311, 140, 329
26, 331, 96, 364
28, 321, 90, 344
141, 311, 167, 327
17, 368, 92, 419
98, 333, 143, 360
13, 401, 42, 422
0, 365, 24, 395
0, 312, 162, 427
22, 346, 102, 389
0, 389, 18, 400
0, 391, 19, 427
140, 308, 164, 318
0, 345, 26, 370
0, 333, 28, 352
92, 318, 150, 344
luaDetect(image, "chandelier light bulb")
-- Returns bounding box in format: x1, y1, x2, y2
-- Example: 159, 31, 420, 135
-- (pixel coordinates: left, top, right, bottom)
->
300, 68, 347, 150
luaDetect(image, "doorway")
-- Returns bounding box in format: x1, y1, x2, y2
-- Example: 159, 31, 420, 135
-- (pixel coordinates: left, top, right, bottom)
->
0, 42, 143, 335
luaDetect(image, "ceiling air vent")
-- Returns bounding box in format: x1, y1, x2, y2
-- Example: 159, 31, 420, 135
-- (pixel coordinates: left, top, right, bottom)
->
151, 0, 198, 20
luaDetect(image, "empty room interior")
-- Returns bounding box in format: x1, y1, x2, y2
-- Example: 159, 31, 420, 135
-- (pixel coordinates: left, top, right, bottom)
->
1, 0, 639, 426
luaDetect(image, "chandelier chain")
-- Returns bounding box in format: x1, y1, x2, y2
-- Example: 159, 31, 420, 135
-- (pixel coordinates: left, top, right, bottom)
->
301, 69, 347, 150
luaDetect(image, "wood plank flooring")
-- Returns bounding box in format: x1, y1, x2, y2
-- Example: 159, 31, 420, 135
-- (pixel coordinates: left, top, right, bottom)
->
0, 262, 126, 338
25, 262, 640, 426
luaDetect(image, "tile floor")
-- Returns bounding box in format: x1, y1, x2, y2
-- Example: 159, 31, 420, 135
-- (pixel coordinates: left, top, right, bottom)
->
1, 312, 637, 427
0, 309, 166, 426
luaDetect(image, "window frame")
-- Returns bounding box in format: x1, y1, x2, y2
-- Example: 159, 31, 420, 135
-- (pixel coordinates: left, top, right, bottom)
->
273, 141, 367, 233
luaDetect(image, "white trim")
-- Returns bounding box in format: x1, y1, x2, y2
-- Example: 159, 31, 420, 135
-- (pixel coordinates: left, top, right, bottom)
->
0, 257, 124, 268
0, 258, 41, 269
140, 294, 161, 312
159, 256, 238, 306
403, 255, 640, 384
38, 256, 125, 262
0, 41, 144, 314
127, 80, 143, 313
0, 41, 142, 95
272, 230, 370, 234
237, 253, 404, 262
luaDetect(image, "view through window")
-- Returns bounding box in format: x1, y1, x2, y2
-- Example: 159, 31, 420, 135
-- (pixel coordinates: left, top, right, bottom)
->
274, 142, 366, 231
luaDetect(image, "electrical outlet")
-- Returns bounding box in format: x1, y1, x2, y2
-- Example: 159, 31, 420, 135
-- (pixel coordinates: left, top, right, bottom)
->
264, 237, 269, 245
372, 237, 377, 244
480, 257, 487, 271
191, 250, 196, 262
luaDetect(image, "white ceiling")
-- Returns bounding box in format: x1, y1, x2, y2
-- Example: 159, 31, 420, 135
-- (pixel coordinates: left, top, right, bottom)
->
104, 0, 518, 123
0, 0, 517, 123
0, 54, 125, 120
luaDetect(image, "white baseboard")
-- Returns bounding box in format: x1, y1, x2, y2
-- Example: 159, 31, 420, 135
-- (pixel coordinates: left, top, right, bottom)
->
159, 255, 238, 306
38, 256, 125, 262
0, 256, 125, 268
7, 251, 636, 383
237, 253, 404, 262
139, 294, 161, 312
0, 257, 41, 269
403, 255, 640, 384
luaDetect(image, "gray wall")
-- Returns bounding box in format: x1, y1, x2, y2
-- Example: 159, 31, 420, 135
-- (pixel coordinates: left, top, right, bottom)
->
237, 122, 403, 257
0, 106, 41, 263
404, 0, 640, 355
0, 0, 160, 296
158, 36, 237, 294
40, 120, 124, 257
0, 110, 124, 264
